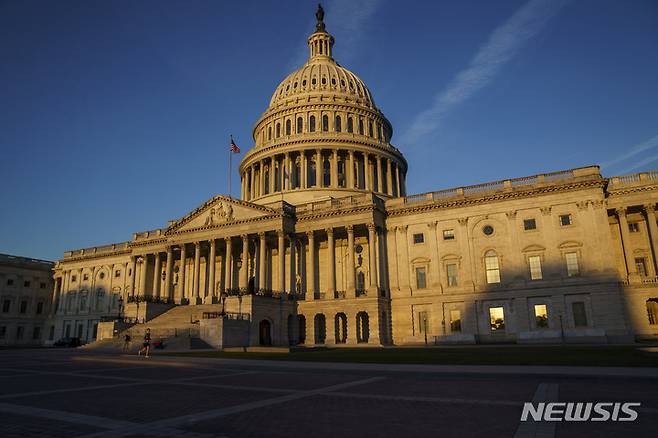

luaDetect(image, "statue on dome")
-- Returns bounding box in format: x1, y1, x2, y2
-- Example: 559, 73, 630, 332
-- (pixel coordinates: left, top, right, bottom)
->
315, 4, 325, 31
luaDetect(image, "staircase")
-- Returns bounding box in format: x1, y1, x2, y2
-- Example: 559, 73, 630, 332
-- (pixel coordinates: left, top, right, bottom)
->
83, 304, 223, 352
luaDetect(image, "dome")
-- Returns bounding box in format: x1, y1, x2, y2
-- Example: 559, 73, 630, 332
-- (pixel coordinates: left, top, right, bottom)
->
269, 60, 376, 109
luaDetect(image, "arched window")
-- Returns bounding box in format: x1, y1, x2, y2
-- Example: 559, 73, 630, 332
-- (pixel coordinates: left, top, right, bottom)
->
276, 123, 281, 138
309, 115, 316, 132
347, 117, 354, 133
358, 118, 364, 135
285, 119, 291, 136
296, 117, 303, 134
314, 314, 326, 344
264, 169, 270, 194
335, 115, 342, 132
268, 126, 272, 140
368, 121, 373, 137
322, 114, 329, 132
297, 315, 306, 344
308, 160, 317, 187
356, 270, 365, 292
323, 157, 331, 187
485, 250, 501, 284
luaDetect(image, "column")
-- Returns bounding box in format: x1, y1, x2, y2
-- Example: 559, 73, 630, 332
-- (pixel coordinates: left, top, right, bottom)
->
259, 232, 266, 291
152, 252, 161, 298
346, 225, 356, 297
269, 159, 275, 194
348, 150, 354, 189
129, 256, 137, 296
427, 221, 440, 289
316, 149, 322, 187
179, 244, 187, 302
138, 255, 147, 297
306, 231, 315, 300
278, 230, 286, 292
395, 163, 401, 197
207, 239, 216, 302
376, 156, 382, 193
645, 204, 658, 273
327, 228, 335, 297
387, 227, 400, 292
386, 158, 393, 196
240, 234, 249, 291
617, 208, 634, 277
250, 165, 256, 200
331, 149, 338, 188
368, 224, 378, 292
193, 242, 201, 304
165, 246, 173, 301
364, 154, 371, 191
260, 160, 266, 195
289, 234, 297, 293
224, 237, 233, 292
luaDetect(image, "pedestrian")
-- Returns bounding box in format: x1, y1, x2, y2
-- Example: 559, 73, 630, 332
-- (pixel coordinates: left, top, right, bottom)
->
138, 328, 151, 358
122, 333, 131, 352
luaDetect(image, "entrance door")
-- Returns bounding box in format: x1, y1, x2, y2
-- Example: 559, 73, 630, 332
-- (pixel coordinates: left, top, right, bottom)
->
259, 320, 272, 346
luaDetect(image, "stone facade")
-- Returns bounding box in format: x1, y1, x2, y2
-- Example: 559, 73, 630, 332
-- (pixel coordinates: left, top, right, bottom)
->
0, 253, 54, 346
48, 9, 658, 346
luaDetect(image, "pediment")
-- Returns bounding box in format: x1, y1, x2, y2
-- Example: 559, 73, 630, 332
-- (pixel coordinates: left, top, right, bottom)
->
166, 196, 279, 234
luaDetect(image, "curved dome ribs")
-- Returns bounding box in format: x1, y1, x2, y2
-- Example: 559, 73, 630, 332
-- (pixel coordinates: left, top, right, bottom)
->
238, 8, 407, 205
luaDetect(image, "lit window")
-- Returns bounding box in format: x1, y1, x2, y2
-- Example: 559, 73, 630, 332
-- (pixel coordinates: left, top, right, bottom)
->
443, 229, 455, 240
528, 255, 543, 280
523, 218, 537, 230
534, 304, 549, 328
565, 252, 580, 277
635, 257, 647, 276
446, 263, 458, 287
559, 214, 572, 226
449, 309, 461, 332
628, 223, 640, 233
485, 250, 501, 284
647, 299, 658, 325
489, 307, 505, 332
572, 301, 588, 327
412, 233, 424, 244
415, 267, 427, 289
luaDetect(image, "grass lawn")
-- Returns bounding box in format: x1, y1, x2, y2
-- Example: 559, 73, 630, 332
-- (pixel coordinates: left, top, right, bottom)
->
161, 345, 658, 367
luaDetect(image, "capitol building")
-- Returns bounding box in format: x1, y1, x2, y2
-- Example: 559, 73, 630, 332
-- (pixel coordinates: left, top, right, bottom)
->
45, 9, 658, 348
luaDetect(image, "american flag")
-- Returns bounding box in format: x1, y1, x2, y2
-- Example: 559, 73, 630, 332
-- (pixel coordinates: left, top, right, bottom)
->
230, 136, 240, 153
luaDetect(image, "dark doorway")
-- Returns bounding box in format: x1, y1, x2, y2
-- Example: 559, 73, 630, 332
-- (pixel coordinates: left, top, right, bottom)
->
259, 319, 272, 346
314, 314, 326, 344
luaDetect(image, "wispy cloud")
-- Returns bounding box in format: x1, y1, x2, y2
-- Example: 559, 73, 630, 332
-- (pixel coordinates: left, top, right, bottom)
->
287, 0, 382, 70
601, 134, 658, 174
404, 0, 568, 143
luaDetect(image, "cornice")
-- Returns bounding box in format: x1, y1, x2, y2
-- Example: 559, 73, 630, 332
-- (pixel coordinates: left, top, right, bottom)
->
606, 184, 658, 197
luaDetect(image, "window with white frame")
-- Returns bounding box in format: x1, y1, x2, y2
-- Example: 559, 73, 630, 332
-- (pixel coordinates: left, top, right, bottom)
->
559, 214, 572, 226
484, 250, 501, 284
446, 263, 458, 286
528, 255, 543, 280
565, 252, 580, 277
572, 301, 588, 327
443, 229, 455, 240
415, 267, 427, 289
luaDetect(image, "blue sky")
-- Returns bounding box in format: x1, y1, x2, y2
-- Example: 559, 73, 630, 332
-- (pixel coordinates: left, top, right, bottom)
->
1, 0, 657, 261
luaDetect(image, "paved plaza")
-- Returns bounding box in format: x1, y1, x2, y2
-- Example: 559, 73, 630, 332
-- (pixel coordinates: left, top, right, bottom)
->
0, 349, 657, 438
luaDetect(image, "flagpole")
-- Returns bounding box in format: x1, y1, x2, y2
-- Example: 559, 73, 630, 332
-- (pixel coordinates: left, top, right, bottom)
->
228, 135, 232, 198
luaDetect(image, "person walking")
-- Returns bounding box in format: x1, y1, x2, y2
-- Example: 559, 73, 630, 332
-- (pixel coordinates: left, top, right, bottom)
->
122, 333, 131, 352
138, 328, 151, 358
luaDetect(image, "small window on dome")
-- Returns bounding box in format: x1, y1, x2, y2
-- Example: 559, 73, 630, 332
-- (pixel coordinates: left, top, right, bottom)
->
312, 78, 317, 86
285, 85, 289, 91
331, 78, 336, 86
294, 82, 298, 88
321, 77, 326, 85
302, 79, 307, 87
341, 80, 345, 87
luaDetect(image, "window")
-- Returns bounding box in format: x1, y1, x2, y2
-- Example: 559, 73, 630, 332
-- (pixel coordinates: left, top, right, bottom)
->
83, 274, 89, 281
7, 279, 13, 286
489, 307, 505, 332
36, 302, 43, 314
415, 267, 427, 289
2, 300, 10, 313
628, 223, 640, 233
275, 123, 281, 138
32, 327, 41, 340
523, 218, 537, 230
482, 225, 494, 236
16, 326, 24, 340
335, 115, 341, 132
412, 233, 424, 244
528, 256, 543, 280
99, 272, 105, 279
635, 257, 647, 276
449, 309, 461, 332
0, 326, 5, 339
358, 118, 364, 135
647, 299, 658, 325
115, 270, 121, 278
534, 304, 549, 328
322, 114, 329, 131
446, 264, 458, 287
71, 275, 77, 282
559, 214, 572, 226
443, 229, 455, 240
296, 117, 303, 134
368, 121, 373, 137
309, 115, 316, 132
565, 252, 580, 277
19, 300, 27, 314
485, 250, 501, 284
24, 280, 30, 287
40, 282, 46, 289
417, 311, 429, 335
268, 126, 272, 140
572, 301, 588, 327
347, 117, 353, 133
285, 119, 291, 136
